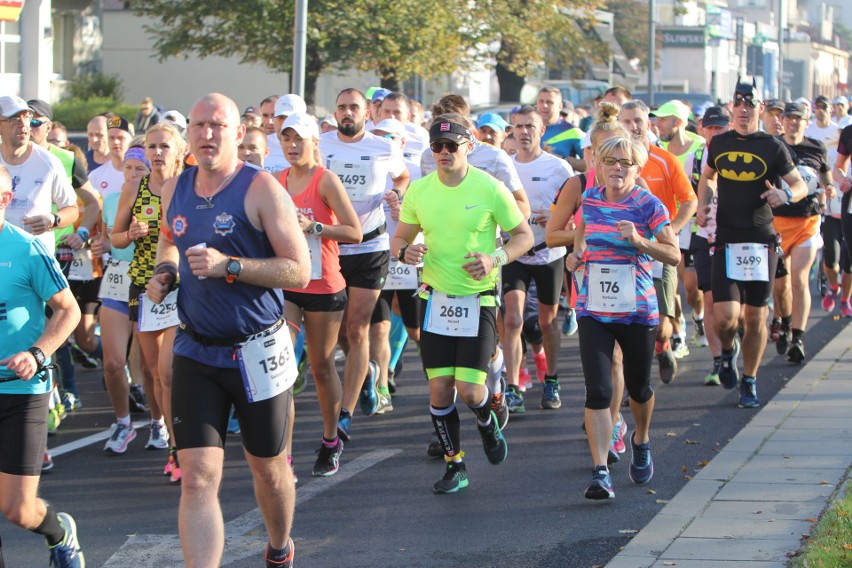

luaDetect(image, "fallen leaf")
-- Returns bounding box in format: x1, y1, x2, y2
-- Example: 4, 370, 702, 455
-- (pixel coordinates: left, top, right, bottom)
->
786, 549, 801, 558
646, 489, 656, 494
663, 562, 677, 566
619, 529, 639, 534
805, 518, 818, 522
666, 432, 677, 437
681, 465, 688, 472
685, 440, 701, 445
753, 510, 763, 514
843, 544, 852, 551
656, 499, 670, 504
819, 480, 830, 485
697, 460, 709, 466
684, 475, 693, 480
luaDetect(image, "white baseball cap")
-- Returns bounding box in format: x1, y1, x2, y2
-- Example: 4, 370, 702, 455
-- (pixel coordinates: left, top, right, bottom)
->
162, 110, 187, 131
280, 112, 319, 139
0, 95, 31, 118
833, 96, 849, 105
274, 94, 307, 118
371, 118, 407, 139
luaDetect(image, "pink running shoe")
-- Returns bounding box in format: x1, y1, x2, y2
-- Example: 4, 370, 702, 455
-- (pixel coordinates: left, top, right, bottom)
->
611, 414, 627, 455
533, 351, 547, 384
519, 368, 533, 392
822, 288, 837, 313
842, 300, 852, 318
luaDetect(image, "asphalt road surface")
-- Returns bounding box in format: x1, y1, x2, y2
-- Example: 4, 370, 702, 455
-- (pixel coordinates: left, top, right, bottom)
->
1, 292, 846, 567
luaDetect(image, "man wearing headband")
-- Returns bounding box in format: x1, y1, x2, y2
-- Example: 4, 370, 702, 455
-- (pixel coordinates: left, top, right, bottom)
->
696, 78, 807, 409
391, 114, 532, 493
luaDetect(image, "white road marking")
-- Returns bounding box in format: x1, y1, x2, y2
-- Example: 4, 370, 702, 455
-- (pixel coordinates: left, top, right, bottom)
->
103, 449, 402, 567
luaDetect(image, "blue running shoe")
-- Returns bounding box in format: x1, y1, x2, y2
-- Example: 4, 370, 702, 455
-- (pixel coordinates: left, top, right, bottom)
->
562, 308, 578, 336
48, 512, 85, 567
628, 431, 654, 484
738, 377, 760, 408
541, 380, 561, 409
359, 360, 379, 416
718, 340, 740, 390
584, 466, 615, 500
337, 413, 352, 442
227, 406, 241, 434
505, 385, 526, 413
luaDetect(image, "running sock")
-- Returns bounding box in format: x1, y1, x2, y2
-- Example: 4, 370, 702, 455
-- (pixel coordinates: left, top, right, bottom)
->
544, 373, 558, 384
485, 346, 504, 395
117, 415, 131, 427
266, 540, 292, 563
792, 328, 804, 341
339, 408, 351, 421
32, 503, 65, 546
377, 386, 390, 397
654, 340, 670, 354
781, 315, 792, 331
722, 347, 734, 358
322, 436, 339, 448
693, 311, 704, 320
388, 312, 408, 371
470, 391, 492, 426
152, 417, 165, 426
430, 404, 461, 457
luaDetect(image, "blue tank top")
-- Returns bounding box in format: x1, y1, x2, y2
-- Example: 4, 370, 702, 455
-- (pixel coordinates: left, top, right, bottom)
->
167, 165, 284, 368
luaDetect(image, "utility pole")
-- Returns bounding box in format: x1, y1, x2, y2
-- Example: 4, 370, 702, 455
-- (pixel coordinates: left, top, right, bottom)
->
293, 0, 308, 98
649, 0, 656, 106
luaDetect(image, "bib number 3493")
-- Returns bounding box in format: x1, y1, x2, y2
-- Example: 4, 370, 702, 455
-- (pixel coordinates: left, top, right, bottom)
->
237, 322, 297, 403
423, 291, 480, 337
726, 243, 768, 282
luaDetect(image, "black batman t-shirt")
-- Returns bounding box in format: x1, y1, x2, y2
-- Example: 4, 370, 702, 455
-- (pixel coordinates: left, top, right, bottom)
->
707, 130, 795, 245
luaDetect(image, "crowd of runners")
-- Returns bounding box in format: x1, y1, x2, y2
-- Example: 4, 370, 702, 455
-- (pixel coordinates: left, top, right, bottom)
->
1, 78, 851, 566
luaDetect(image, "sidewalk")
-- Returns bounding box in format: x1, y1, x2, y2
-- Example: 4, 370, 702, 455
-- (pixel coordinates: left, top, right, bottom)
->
607, 330, 852, 567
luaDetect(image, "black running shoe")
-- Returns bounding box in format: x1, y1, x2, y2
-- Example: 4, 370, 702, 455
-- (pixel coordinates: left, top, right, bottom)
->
584, 466, 615, 500
477, 411, 507, 465
787, 338, 805, 364
312, 439, 343, 477
433, 460, 468, 494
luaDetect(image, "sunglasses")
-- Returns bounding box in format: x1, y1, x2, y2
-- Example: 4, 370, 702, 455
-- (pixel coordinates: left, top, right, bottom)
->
733, 96, 759, 108
601, 156, 636, 168
1, 112, 33, 124
30, 119, 48, 128
430, 140, 467, 153
815, 104, 828, 110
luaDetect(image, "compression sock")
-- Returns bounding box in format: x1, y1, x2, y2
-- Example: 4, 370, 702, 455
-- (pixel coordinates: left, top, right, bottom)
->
485, 346, 505, 395
780, 315, 792, 331
430, 404, 461, 457
470, 391, 492, 426
388, 313, 408, 370
545, 373, 558, 384
792, 328, 804, 342
32, 503, 65, 546
266, 539, 293, 563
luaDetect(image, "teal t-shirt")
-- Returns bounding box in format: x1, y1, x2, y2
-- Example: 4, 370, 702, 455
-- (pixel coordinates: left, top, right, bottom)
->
0, 222, 69, 393
102, 192, 135, 263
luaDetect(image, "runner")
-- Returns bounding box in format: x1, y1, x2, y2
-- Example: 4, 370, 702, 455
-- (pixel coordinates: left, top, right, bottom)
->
537, 87, 584, 170
618, 100, 696, 384
319, 88, 409, 440
89, 115, 135, 200
266, 94, 307, 172
0, 164, 85, 567
391, 114, 533, 493
475, 112, 509, 148
685, 106, 732, 384
85, 114, 110, 172
278, 112, 361, 476
565, 135, 680, 499
238, 125, 270, 169
502, 106, 573, 413
835, 124, 852, 290
761, 99, 784, 136
772, 102, 833, 363
146, 93, 309, 566
696, 79, 807, 408
831, 96, 852, 129
112, 124, 186, 477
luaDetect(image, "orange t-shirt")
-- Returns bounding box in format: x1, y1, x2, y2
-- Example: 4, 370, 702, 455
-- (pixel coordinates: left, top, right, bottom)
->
640, 145, 695, 221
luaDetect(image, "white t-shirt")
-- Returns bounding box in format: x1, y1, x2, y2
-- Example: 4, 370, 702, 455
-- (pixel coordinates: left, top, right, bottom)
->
512, 152, 573, 265
264, 133, 291, 173
420, 140, 524, 192
1, 144, 76, 255
320, 130, 406, 255
837, 115, 852, 130
88, 161, 126, 200
805, 121, 842, 216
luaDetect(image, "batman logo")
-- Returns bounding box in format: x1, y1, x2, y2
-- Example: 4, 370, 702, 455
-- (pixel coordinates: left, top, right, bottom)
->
716, 152, 768, 182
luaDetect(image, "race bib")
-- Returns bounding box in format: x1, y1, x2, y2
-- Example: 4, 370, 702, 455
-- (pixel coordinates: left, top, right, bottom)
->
423, 291, 480, 337
68, 249, 94, 281
307, 234, 322, 280
138, 290, 180, 332
329, 160, 374, 202
99, 259, 130, 302
385, 257, 419, 290
677, 218, 694, 251
236, 321, 297, 403
587, 263, 637, 313
529, 216, 547, 249
726, 243, 768, 282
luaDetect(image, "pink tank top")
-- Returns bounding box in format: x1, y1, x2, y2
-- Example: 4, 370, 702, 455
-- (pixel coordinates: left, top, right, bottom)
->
280, 167, 345, 295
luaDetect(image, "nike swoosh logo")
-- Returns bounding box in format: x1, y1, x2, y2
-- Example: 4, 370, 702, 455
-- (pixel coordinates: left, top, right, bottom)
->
465, 204, 480, 210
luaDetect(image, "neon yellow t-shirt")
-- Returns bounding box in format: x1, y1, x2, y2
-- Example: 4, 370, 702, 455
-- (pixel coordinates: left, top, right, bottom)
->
400, 166, 524, 300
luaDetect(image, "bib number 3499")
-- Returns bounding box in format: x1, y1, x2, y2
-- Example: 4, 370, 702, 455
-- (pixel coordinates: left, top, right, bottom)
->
237, 322, 297, 403
726, 243, 768, 282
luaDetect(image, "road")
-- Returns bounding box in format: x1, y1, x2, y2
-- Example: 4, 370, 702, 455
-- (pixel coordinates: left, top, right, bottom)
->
1, 295, 846, 567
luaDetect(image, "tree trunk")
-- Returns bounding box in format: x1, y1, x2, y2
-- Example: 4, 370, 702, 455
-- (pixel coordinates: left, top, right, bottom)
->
496, 61, 525, 103
380, 66, 400, 92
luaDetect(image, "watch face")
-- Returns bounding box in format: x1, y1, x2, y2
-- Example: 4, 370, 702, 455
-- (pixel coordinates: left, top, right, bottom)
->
227, 259, 242, 275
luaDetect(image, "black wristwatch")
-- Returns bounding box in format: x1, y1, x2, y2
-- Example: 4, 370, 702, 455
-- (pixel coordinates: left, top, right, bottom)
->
226, 257, 242, 283
397, 245, 409, 263
27, 346, 46, 372
51, 214, 61, 229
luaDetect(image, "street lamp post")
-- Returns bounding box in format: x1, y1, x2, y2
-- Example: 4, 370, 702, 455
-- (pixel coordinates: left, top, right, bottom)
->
293, 0, 307, 98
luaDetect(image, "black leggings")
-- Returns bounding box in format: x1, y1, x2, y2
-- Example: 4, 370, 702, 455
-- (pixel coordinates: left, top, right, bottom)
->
842, 197, 852, 271
578, 317, 656, 410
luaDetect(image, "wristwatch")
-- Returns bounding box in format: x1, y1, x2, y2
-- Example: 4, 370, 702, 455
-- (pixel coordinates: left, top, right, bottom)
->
397, 245, 409, 263
308, 222, 324, 235
51, 214, 62, 229
225, 257, 242, 283
27, 346, 46, 372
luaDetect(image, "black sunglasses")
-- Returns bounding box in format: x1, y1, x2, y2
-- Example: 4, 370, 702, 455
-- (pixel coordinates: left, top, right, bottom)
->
733, 95, 759, 108
430, 140, 466, 153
